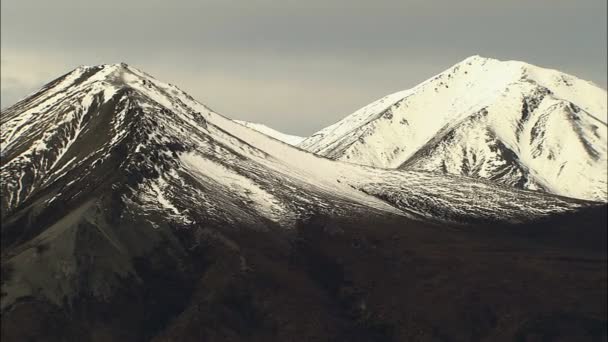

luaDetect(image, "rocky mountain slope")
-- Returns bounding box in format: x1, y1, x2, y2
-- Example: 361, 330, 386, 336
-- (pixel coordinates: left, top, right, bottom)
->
1, 63, 606, 341
299, 56, 608, 202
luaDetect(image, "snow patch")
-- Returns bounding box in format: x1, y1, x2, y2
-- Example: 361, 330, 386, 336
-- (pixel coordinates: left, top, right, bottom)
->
180, 152, 294, 225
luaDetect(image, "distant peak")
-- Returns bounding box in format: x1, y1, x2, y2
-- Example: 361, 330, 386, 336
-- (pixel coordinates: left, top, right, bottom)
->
69, 63, 135, 79
457, 55, 522, 69
460, 55, 492, 64
457, 55, 543, 71
462, 54, 486, 61
77, 62, 130, 69
61, 63, 155, 91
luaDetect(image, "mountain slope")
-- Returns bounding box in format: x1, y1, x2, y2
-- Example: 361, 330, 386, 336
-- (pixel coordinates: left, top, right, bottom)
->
299, 56, 608, 201
234, 120, 304, 145
2, 63, 589, 226
1, 63, 606, 341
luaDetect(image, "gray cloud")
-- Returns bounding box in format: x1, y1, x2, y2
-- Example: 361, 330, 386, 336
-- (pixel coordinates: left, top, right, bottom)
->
2, 0, 606, 135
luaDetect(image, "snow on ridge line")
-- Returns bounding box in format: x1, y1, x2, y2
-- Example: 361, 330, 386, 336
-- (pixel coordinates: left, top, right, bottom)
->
234, 120, 305, 145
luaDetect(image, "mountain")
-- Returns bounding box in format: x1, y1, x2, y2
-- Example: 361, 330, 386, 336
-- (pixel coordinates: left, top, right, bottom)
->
1, 63, 606, 341
234, 120, 304, 145
299, 56, 608, 202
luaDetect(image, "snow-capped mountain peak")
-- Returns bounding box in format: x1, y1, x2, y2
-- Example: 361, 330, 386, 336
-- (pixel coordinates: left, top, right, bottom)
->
298, 56, 607, 201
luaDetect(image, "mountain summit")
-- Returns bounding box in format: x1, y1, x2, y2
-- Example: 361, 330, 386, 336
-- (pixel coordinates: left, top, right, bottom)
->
299, 56, 607, 201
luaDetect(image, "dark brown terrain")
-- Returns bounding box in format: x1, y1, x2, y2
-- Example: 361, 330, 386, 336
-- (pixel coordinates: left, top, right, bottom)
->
2, 204, 606, 342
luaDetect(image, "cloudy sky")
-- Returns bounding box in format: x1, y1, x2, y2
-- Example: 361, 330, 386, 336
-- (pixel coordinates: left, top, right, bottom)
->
2, 0, 606, 135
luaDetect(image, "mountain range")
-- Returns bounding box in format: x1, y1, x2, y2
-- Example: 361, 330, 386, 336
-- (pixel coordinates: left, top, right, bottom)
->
269, 56, 608, 202
1, 59, 606, 341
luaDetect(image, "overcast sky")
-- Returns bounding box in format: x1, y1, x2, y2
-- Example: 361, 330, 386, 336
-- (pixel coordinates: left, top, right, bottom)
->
2, 0, 606, 135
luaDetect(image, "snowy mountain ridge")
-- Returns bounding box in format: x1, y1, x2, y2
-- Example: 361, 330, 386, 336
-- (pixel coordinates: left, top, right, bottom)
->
298, 56, 608, 201
234, 120, 304, 145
